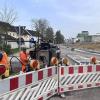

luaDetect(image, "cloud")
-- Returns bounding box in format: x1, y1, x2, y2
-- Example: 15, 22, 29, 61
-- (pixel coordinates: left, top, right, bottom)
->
53, 0, 100, 24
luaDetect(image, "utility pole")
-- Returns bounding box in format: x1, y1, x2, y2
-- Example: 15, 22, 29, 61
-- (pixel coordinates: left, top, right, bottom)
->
19, 25, 21, 52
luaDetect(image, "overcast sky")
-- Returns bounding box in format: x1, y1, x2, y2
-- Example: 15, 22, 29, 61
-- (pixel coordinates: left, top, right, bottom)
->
0, 0, 100, 38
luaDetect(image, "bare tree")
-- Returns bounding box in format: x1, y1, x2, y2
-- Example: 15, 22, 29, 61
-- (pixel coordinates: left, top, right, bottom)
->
0, 6, 17, 24
0, 6, 17, 46
32, 19, 49, 43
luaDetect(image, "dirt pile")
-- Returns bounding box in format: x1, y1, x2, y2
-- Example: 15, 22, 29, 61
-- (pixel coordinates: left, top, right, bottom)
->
71, 42, 100, 51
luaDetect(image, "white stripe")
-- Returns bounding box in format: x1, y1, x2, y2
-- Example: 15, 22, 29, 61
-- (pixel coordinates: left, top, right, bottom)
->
21, 86, 31, 100
42, 79, 51, 93
19, 74, 26, 88
8, 92, 18, 100
70, 75, 79, 84
86, 74, 94, 83
79, 74, 88, 83
52, 67, 57, 75
91, 74, 99, 82
50, 80, 57, 89
43, 68, 48, 79
15, 89, 25, 100
30, 82, 43, 100
36, 81, 47, 97
32, 71, 38, 83
47, 79, 54, 90
81, 74, 90, 83
71, 75, 80, 84
65, 76, 73, 85
25, 86, 37, 100
75, 75, 84, 84
0, 79, 10, 96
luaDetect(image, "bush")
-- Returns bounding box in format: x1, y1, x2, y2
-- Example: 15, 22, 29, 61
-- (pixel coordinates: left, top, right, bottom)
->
0, 44, 11, 55
3, 44, 11, 55
11, 48, 19, 54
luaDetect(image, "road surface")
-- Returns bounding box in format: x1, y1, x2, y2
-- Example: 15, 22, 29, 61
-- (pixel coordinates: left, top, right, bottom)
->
50, 87, 100, 100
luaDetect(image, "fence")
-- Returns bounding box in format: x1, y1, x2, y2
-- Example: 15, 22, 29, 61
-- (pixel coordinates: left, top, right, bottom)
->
0, 64, 100, 100
0, 66, 58, 100
59, 64, 100, 93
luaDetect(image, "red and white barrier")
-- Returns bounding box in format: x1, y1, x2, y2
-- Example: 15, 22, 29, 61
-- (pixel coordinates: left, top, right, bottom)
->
1, 64, 100, 99
0, 66, 58, 100
60, 64, 100, 75
59, 64, 100, 93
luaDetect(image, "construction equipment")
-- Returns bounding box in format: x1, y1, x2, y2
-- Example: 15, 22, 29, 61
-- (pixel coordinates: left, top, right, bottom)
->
29, 42, 61, 67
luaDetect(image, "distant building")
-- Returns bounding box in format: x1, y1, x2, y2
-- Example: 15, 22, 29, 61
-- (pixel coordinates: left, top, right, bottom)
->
76, 31, 100, 43
77, 31, 92, 42
91, 35, 100, 43
81, 31, 89, 35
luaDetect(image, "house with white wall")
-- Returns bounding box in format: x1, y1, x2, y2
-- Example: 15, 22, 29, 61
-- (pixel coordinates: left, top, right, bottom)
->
0, 21, 38, 49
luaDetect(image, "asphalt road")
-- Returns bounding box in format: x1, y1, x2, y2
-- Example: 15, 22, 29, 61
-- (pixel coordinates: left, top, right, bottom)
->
50, 87, 100, 100
50, 45, 100, 100
60, 45, 100, 64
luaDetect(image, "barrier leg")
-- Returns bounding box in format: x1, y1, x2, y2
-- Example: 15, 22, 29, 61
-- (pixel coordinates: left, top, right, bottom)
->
57, 64, 66, 98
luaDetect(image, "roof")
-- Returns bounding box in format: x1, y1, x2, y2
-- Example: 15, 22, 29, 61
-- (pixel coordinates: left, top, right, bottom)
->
0, 33, 17, 41
26, 30, 37, 36
9, 27, 37, 36
0, 21, 11, 27
0, 21, 12, 31
0, 21, 38, 37
8, 26, 27, 35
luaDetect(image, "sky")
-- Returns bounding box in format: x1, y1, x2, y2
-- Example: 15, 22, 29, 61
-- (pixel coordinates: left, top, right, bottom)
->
0, 0, 100, 38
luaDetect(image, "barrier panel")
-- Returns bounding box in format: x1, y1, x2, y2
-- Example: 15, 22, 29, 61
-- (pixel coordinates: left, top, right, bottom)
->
0, 66, 58, 100
59, 64, 100, 93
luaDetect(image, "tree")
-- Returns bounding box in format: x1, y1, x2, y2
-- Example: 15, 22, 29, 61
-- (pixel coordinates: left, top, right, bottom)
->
31, 19, 49, 43
0, 6, 17, 46
55, 30, 65, 44
45, 27, 54, 43
0, 21, 11, 46
0, 6, 17, 24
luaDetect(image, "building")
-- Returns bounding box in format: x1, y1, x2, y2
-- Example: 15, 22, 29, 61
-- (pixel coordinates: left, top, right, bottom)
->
0, 21, 18, 49
0, 21, 38, 49
10, 27, 38, 48
77, 31, 100, 43
91, 35, 100, 43
77, 31, 92, 43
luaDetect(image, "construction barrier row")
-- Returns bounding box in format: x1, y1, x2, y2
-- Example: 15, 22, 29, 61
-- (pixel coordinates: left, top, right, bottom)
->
0, 64, 100, 99
0, 66, 58, 100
